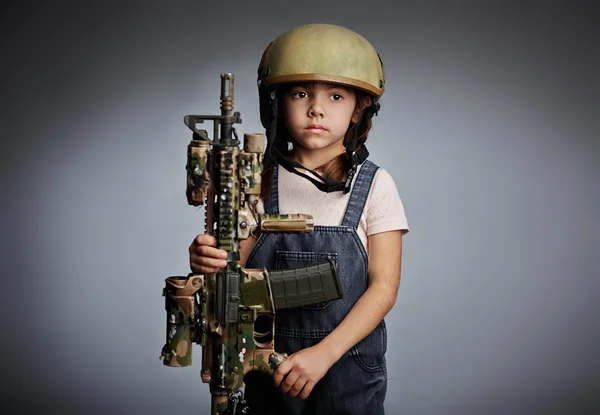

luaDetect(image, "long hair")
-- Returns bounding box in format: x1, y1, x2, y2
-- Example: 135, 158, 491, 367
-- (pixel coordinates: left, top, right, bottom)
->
260, 86, 376, 200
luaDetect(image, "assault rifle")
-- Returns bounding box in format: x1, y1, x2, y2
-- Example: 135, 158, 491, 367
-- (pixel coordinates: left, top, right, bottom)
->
160, 74, 343, 415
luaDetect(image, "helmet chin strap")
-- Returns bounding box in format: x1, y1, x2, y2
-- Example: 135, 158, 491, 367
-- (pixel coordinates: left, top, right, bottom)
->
263, 89, 378, 194
263, 87, 280, 172
275, 145, 370, 193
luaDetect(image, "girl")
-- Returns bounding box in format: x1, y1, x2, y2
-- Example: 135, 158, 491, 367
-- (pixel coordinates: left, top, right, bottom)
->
190, 23, 409, 414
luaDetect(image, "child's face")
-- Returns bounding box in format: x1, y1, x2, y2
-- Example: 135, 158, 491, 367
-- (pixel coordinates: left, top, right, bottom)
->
281, 82, 360, 155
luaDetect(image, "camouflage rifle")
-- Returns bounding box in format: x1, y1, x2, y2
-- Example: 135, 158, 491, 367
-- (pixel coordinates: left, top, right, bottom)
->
160, 73, 343, 415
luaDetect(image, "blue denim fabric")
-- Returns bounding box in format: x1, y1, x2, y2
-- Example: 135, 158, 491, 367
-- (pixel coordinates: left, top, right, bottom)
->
244, 161, 388, 415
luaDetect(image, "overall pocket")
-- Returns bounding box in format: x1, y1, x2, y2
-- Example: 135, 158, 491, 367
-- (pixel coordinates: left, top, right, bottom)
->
350, 320, 387, 373
275, 251, 338, 310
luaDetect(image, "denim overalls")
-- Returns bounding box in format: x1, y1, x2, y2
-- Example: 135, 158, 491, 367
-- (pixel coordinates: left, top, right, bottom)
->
244, 160, 388, 415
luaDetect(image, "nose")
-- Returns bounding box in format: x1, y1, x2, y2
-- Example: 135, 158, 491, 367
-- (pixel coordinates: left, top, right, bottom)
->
307, 95, 325, 118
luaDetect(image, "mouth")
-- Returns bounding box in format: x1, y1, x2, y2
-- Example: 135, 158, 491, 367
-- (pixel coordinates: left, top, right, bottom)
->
306, 124, 327, 132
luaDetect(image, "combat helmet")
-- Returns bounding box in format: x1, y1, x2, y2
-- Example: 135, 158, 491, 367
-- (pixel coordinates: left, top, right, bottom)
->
257, 23, 385, 193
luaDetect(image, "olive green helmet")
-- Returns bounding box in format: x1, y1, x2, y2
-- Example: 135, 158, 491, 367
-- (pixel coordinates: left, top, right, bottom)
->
257, 23, 385, 128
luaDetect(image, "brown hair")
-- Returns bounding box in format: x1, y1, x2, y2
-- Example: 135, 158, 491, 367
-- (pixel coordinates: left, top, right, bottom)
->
260, 87, 375, 200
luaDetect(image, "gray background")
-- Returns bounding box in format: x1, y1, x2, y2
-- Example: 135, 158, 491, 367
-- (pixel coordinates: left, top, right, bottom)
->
2, 0, 598, 414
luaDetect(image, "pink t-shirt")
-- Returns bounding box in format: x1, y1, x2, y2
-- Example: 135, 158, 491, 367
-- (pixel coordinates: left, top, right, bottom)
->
256, 163, 409, 251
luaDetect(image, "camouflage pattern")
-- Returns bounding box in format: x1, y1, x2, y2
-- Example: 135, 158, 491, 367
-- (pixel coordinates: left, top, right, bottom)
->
162, 264, 292, 414
161, 73, 337, 415
160, 275, 204, 367
238, 152, 262, 195
240, 133, 264, 195
186, 138, 210, 206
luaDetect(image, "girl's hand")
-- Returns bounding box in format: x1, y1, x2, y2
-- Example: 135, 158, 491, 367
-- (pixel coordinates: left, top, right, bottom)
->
189, 234, 228, 273
273, 344, 336, 400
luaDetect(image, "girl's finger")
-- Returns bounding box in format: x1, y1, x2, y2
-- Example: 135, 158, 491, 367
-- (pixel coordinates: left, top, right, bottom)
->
198, 245, 228, 259
299, 381, 315, 400
194, 234, 217, 246
280, 370, 301, 394
273, 360, 292, 387
195, 255, 228, 269
289, 377, 308, 398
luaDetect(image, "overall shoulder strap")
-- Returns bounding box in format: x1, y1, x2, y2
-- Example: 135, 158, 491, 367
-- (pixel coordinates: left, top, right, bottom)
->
340, 160, 379, 230
262, 164, 280, 215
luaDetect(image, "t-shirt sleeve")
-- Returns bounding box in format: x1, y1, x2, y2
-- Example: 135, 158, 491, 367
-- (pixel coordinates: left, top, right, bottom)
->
364, 168, 410, 235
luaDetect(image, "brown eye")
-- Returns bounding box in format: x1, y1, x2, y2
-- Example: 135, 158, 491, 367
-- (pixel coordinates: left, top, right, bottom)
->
293, 91, 307, 98
331, 94, 343, 101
